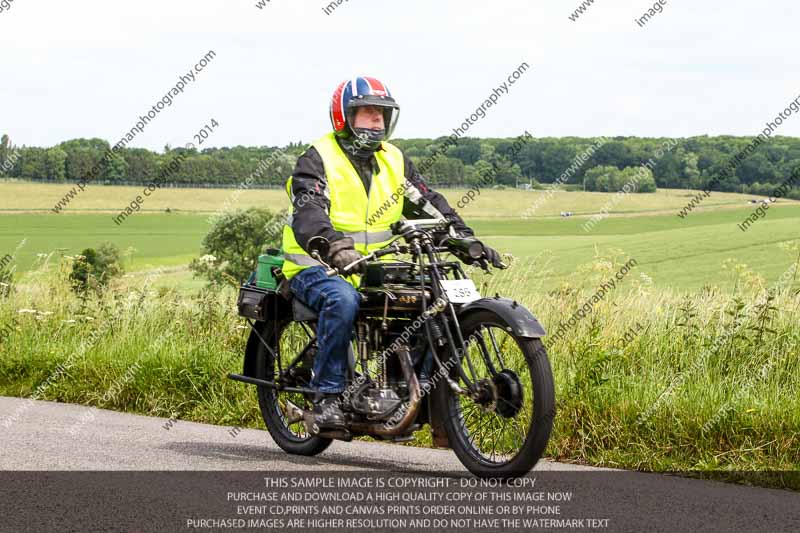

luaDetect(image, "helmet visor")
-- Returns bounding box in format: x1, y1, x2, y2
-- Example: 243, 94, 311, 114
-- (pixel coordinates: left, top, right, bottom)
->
346, 97, 400, 140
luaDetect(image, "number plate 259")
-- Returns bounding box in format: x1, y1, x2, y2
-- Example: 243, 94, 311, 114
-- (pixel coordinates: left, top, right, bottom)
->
440, 279, 481, 304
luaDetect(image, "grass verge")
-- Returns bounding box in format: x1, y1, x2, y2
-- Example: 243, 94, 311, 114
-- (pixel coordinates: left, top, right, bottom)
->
1, 254, 799, 489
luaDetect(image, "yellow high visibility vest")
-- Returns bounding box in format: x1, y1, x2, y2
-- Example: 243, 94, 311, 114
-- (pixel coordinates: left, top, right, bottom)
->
281, 132, 406, 285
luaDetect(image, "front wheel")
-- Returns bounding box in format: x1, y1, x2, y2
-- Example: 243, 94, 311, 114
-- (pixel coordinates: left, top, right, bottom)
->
435, 310, 555, 478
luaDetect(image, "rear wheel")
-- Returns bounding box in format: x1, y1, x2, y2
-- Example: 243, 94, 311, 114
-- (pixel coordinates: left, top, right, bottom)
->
436, 310, 555, 478
254, 319, 332, 456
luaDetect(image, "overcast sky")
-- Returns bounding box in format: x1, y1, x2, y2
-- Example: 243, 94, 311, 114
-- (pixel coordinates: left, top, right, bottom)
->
2, 0, 799, 151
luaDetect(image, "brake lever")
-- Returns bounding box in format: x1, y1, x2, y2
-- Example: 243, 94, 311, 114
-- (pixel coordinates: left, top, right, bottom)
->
309, 250, 344, 277
344, 254, 372, 274
492, 251, 511, 270
311, 250, 332, 270
325, 253, 374, 277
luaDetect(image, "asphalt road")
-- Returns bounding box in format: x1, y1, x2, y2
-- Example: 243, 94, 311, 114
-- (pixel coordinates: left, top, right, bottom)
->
0, 396, 590, 472
1, 396, 798, 533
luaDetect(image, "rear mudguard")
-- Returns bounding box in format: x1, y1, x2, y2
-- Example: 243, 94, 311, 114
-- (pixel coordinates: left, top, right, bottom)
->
243, 322, 269, 379
457, 296, 546, 338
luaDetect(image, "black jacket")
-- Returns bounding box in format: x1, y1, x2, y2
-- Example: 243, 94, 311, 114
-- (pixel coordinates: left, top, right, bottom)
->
288, 138, 473, 251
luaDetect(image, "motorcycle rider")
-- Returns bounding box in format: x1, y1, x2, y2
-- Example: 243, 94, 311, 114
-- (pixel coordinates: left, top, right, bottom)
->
281, 76, 505, 430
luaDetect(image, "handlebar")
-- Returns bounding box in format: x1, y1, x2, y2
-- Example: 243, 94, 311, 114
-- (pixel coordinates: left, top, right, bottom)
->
390, 218, 450, 234
440, 237, 484, 259
316, 218, 501, 277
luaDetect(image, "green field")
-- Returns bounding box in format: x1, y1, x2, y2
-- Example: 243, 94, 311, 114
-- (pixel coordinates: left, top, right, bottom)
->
2, 182, 799, 486
2, 181, 798, 290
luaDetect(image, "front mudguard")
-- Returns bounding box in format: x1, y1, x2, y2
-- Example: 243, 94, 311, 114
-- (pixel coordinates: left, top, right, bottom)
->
457, 296, 546, 338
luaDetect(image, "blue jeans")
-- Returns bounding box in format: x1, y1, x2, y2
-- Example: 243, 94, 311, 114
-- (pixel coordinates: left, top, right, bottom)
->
289, 266, 360, 394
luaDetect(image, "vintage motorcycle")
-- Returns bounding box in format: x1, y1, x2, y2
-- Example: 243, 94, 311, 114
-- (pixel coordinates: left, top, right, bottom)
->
231, 218, 555, 478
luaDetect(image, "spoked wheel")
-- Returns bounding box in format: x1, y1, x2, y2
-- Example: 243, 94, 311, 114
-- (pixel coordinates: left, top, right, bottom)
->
436, 310, 555, 478
254, 319, 332, 456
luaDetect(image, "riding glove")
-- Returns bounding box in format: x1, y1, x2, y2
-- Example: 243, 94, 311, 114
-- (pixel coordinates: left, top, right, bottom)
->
328, 237, 365, 274
482, 245, 507, 269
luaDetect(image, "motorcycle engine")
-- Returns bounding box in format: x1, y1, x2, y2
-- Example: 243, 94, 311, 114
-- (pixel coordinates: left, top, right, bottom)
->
349, 385, 404, 421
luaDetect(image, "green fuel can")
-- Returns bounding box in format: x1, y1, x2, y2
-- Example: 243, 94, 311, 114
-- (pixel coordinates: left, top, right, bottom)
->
256, 249, 285, 290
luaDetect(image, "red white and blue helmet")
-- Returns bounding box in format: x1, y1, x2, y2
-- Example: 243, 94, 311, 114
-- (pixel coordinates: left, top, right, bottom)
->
330, 76, 400, 140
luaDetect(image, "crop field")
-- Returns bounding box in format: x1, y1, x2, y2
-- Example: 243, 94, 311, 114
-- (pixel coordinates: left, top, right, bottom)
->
2, 181, 798, 290
0, 180, 771, 216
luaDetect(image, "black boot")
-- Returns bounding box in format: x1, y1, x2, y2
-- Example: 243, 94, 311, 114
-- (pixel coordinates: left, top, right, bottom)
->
312, 393, 346, 431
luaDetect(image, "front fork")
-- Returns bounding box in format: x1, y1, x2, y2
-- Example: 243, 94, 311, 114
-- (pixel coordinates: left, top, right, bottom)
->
413, 240, 474, 395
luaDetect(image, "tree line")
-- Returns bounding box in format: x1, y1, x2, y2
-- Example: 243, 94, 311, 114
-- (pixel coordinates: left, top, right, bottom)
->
1, 133, 799, 198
